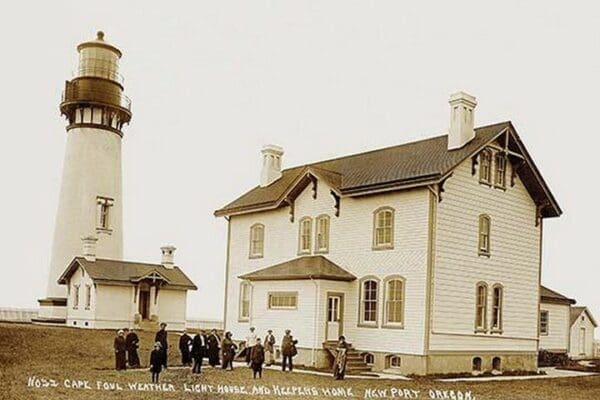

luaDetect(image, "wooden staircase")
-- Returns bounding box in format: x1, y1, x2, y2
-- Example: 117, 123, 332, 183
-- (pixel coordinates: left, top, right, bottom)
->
323, 341, 372, 374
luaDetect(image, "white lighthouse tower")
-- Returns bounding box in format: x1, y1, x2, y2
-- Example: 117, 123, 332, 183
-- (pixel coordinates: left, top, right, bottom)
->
37, 32, 132, 322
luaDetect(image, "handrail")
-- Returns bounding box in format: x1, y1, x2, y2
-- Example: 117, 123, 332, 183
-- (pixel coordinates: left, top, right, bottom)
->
61, 87, 131, 111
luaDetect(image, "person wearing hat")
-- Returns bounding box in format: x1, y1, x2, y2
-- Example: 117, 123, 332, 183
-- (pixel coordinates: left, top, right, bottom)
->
154, 323, 169, 369
125, 328, 140, 368
264, 329, 276, 366
149, 342, 163, 383
332, 335, 349, 380
113, 329, 127, 370
281, 329, 298, 372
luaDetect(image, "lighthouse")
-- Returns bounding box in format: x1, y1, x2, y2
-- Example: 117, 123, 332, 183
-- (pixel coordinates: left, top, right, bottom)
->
37, 32, 132, 322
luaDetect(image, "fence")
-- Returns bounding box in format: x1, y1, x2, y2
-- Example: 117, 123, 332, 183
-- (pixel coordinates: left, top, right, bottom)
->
186, 318, 224, 331
0, 307, 38, 323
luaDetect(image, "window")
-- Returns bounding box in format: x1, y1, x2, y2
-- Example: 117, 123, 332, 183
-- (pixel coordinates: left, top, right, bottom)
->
540, 310, 549, 335
249, 223, 265, 258
492, 356, 502, 371
96, 196, 114, 230
491, 285, 503, 332
315, 215, 330, 253
298, 217, 312, 254
373, 207, 394, 249
360, 278, 379, 325
389, 355, 402, 368
268, 292, 298, 309
239, 282, 251, 321
362, 353, 375, 365
494, 153, 507, 188
73, 284, 80, 309
472, 357, 482, 372
479, 150, 492, 184
475, 283, 488, 332
384, 277, 405, 326
85, 285, 92, 309
478, 214, 491, 256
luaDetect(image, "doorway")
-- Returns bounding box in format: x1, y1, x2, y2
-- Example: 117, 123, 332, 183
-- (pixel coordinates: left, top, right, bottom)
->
326, 294, 344, 341
579, 327, 586, 355
139, 289, 150, 320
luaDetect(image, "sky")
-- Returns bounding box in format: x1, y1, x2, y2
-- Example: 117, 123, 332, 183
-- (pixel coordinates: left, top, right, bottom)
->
0, 1, 598, 333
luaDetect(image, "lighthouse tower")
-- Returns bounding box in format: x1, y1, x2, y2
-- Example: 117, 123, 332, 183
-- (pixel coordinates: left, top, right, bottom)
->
37, 32, 132, 322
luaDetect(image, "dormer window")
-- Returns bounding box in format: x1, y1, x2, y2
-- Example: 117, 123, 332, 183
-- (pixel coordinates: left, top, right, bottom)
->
479, 150, 492, 184
495, 153, 507, 188
96, 196, 114, 231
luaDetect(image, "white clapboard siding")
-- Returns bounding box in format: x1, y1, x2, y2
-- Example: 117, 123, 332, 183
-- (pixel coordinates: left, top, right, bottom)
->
569, 310, 597, 358
430, 152, 540, 352
539, 302, 570, 352
226, 178, 430, 355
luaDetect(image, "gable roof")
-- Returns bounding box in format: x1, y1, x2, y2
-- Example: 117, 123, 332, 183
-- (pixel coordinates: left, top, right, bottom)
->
215, 121, 561, 218
540, 285, 576, 305
239, 255, 356, 282
57, 257, 197, 290
570, 306, 598, 328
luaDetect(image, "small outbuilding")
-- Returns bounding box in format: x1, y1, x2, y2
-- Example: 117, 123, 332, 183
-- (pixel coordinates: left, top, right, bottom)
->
569, 306, 598, 359
57, 238, 197, 330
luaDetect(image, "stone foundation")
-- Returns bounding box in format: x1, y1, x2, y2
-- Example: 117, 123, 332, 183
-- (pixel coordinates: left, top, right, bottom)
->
280, 348, 537, 375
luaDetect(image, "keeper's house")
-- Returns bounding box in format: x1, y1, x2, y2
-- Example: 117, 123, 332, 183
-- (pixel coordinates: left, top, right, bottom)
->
57, 238, 197, 330
215, 92, 561, 375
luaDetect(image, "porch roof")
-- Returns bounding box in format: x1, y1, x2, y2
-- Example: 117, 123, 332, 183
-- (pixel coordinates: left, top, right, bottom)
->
239, 255, 356, 282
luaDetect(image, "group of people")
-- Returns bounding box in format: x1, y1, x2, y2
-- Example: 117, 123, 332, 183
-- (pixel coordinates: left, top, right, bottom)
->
112, 324, 356, 382
113, 327, 141, 371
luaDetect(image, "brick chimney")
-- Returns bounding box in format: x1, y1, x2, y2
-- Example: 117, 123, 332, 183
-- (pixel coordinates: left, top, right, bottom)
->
161, 245, 176, 269
81, 236, 98, 262
448, 91, 477, 150
260, 144, 284, 187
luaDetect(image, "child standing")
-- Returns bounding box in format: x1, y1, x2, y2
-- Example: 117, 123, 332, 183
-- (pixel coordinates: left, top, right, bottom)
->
150, 342, 163, 383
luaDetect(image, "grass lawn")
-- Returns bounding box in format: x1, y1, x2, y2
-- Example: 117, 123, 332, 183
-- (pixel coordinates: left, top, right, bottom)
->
1, 322, 600, 400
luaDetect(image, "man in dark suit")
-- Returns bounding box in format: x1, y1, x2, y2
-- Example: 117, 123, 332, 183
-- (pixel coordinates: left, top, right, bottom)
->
191, 330, 207, 374
154, 323, 168, 369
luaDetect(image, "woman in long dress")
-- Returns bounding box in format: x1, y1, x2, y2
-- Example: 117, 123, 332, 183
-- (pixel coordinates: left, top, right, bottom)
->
221, 331, 237, 371
114, 330, 127, 371
332, 336, 348, 380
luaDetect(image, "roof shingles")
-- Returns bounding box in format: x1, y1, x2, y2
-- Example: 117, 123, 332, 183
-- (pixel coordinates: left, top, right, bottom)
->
58, 257, 197, 290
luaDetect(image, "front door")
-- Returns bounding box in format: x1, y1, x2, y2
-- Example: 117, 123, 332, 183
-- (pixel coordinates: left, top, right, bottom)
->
579, 328, 586, 355
326, 295, 343, 341
139, 290, 150, 320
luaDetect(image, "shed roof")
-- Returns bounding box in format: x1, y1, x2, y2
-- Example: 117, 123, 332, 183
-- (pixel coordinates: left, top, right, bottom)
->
540, 285, 576, 305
